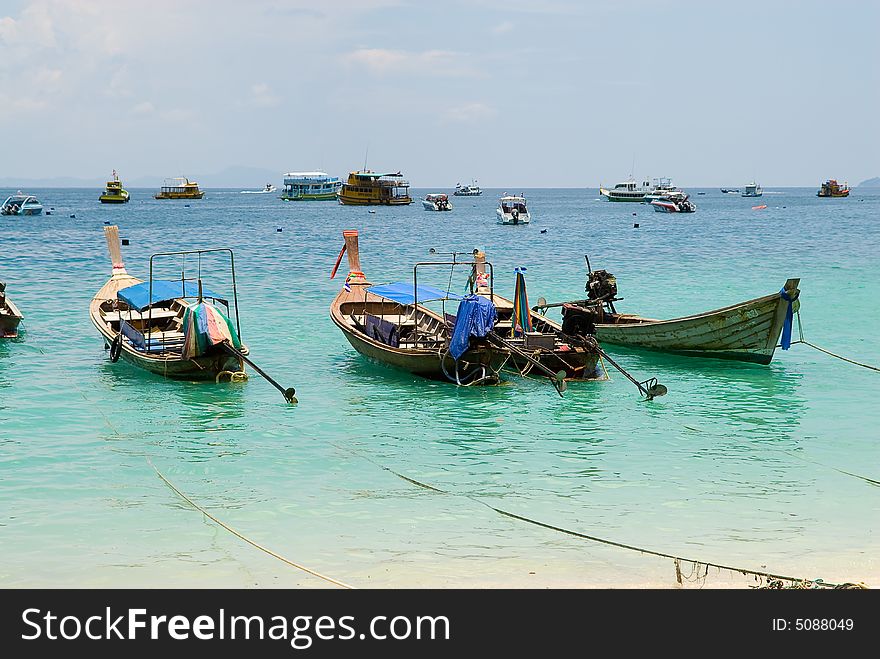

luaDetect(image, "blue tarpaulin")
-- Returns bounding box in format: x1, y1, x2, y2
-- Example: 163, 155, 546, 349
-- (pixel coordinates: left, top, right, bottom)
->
449, 294, 497, 360
366, 282, 461, 306
118, 280, 226, 311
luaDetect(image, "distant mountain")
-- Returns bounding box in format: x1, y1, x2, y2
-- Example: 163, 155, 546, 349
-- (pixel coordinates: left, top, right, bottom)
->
857, 177, 880, 187
0, 166, 283, 189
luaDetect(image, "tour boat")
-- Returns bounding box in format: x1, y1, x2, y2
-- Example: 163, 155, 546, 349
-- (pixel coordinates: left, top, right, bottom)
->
99, 171, 130, 204
154, 177, 205, 200
337, 170, 412, 206
280, 172, 341, 200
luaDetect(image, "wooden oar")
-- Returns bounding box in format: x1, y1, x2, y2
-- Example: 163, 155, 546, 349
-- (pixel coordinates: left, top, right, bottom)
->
222, 341, 298, 404
486, 333, 566, 397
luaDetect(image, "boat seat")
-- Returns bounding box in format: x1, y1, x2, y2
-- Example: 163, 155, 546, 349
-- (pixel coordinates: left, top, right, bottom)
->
365, 314, 400, 348
103, 308, 179, 323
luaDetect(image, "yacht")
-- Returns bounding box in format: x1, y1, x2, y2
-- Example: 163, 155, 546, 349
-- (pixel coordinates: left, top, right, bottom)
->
1, 192, 43, 216
643, 177, 682, 201
154, 177, 205, 199
599, 178, 651, 202
497, 194, 530, 225
337, 170, 412, 206
422, 193, 452, 211
280, 172, 341, 201
454, 180, 482, 196
741, 182, 763, 198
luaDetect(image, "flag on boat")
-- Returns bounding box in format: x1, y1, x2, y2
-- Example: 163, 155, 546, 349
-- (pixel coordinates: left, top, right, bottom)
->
511, 268, 533, 338
181, 301, 242, 358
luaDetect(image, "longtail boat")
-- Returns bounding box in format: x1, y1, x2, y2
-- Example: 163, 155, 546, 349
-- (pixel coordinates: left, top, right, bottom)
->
329, 230, 509, 385
89, 225, 249, 379
471, 252, 600, 380
534, 262, 800, 365
0, 281, 23, 338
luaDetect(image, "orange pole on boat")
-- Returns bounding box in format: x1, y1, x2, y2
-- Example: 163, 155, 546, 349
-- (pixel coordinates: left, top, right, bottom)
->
330, 244, 347, 279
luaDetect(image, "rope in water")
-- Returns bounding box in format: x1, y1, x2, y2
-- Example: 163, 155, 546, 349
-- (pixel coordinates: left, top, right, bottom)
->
344, 446, 865, 589
149, 461, 354, 589
787, 311, 880, 372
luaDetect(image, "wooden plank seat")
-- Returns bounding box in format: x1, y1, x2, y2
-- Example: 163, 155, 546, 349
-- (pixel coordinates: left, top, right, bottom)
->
102, 308, 179, 323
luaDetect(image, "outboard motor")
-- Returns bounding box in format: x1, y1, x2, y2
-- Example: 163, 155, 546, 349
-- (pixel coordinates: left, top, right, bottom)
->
586, 269, 617, 303
560, 303, 603, 336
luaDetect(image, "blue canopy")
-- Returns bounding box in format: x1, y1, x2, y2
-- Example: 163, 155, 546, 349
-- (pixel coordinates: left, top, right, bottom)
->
366, 282, 461, 305
118, 280, 226, 311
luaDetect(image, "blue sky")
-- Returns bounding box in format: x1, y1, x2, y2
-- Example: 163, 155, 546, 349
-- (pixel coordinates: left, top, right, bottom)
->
1, 0, 877, 186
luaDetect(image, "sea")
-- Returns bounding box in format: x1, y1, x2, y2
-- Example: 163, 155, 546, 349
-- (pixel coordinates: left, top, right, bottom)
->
1, 186, 878, 589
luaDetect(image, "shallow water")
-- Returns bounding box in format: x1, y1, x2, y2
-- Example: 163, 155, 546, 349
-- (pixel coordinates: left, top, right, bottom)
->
1, 186, 878, 588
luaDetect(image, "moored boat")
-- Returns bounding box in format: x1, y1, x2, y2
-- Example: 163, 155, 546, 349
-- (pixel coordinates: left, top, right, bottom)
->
535, 264, 800, 364
422, 193, 452, 211
337, 170, 412, 205
817, 179, 849, 197
0, 281, 23, 338
599, 178, 651, 202
741, 182, 763, 197
454, 180, 482, 196
1, 192, 43, 216
472, 253, 600, 380
329, 230, 508, 384
154, 177, 205, 200
99, 170, 130, 203
89, 225, 249, 379
497, 194, 530, 224
643, 177, 681, 201
280, 172, 341, 200
650, 191, 696, 213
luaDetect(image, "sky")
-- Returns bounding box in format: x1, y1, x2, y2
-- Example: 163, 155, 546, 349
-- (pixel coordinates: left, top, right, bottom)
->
0, 0, 877, 187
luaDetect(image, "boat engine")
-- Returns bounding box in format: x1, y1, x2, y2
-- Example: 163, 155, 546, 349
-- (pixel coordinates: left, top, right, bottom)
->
586, 269, 617, 303
560, 302, 602, 337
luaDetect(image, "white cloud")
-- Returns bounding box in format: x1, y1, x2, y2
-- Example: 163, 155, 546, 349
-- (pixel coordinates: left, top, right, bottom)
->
250, 83, 279, 108
343, 48, 481, 78
491, 21, 514, 34
131, 102, 155, 115
442, 102, 497, 123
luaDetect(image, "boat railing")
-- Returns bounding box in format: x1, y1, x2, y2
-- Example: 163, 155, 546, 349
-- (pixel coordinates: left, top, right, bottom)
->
147, 248, 241, 343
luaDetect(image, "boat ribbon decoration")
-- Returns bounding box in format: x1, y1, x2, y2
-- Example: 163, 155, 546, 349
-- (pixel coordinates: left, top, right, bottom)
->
779, 288, 796, 350
512, 267, 533, 338
448, 294, 498, 360
182, 301, 242, 358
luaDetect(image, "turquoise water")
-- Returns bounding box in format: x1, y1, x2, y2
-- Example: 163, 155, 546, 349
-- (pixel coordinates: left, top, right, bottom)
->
1, 187, 878, 588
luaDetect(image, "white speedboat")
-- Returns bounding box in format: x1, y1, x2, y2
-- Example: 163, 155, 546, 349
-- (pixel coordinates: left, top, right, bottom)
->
650, 191, 696, 213
422, 193, 452, 211
1, 192, 43, 216
241, 183, 277, 194
497, 194, 530, 225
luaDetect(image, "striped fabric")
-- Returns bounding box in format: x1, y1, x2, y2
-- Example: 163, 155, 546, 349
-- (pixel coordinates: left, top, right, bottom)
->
182, 302, 242, 358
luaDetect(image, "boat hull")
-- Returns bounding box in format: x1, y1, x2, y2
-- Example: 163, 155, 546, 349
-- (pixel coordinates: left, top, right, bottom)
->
99, 195, 129, 204
497, 210, 530, 225
1, 300, 23, 338
338, 195, 413, 206
281, 192, 338, 201
599, 188, 645, 202
594, 279, 800, 364
154, 193, 205, 199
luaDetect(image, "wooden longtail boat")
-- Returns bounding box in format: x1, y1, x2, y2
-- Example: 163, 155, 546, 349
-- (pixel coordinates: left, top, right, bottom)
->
89, 226, 248, 379
329, 230, 509, 384
472, 252, 600, 380
0, 281, 23, 338
540, 266, 801, 365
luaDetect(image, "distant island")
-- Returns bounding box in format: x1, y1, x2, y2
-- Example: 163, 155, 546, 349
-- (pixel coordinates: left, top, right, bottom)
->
858, 177, 880, 187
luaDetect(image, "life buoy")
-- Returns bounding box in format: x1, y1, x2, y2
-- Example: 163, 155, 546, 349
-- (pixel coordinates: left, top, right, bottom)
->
109, 334, 122, 362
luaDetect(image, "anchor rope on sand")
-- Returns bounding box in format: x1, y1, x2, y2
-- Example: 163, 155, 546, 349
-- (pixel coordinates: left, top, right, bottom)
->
149, 460, 354, 589
342, 446, 867, 589
783, 311, 880, 372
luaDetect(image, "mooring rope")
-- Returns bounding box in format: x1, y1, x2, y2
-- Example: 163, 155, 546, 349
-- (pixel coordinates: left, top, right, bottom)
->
340, 445, 866, 589
786, 311, 880, 372
148, 460, 354, 589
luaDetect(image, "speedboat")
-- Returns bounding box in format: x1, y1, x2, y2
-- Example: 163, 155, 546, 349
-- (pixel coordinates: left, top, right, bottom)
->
650, 192, 696, 213
497, 194, 530, 225
1, 192, 43, 216
99, 171, 130, 204
241, 183, 277, 194
422, 193, 452, 211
